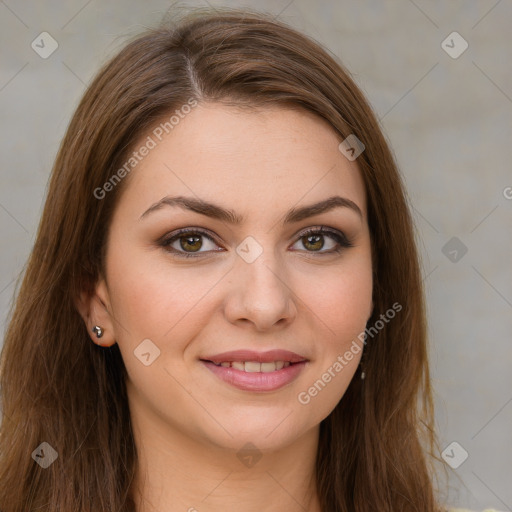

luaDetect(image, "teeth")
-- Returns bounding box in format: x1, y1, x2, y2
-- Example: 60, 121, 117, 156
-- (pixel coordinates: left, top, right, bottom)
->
260, 362, 277, 373
212, 360, 292, 372
245, 361, 261, 373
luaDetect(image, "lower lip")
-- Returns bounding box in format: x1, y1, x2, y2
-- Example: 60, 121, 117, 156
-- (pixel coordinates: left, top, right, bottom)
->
201, 360, 307, 392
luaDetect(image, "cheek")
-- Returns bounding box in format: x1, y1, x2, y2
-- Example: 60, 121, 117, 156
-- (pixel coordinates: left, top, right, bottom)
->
105, 250, 222, 400
105, 244, 216, 346
306, 260, 373, 344
294, 264, 371, 416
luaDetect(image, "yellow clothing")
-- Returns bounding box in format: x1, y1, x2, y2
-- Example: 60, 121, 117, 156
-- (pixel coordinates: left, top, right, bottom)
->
448, 509, 502, 512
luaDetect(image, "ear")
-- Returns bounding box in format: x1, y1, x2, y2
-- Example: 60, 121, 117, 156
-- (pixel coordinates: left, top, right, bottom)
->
75, 278, 117, 347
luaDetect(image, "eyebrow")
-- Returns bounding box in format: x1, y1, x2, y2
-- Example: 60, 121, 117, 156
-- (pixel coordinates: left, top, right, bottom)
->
139, 194, 363, 224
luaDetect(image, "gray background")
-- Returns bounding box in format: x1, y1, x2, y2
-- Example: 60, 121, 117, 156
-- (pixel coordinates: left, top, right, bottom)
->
1, 1, 511, 510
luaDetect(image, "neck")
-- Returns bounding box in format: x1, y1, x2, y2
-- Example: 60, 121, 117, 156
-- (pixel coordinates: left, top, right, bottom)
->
127, 388, 322, 512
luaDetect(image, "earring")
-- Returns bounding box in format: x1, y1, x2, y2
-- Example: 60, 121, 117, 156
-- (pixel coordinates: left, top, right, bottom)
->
92, 326, 104, 339
360, 332, 368, 380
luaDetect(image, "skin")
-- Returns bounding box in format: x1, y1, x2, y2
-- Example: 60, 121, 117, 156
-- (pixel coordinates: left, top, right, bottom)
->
78, 103, 373, 512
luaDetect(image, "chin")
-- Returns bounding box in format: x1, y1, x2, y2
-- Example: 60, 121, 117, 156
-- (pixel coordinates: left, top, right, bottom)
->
196, 407, 313, 453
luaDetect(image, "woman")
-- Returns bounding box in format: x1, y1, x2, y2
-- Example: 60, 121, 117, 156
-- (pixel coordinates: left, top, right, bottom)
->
0, 7, 498, 512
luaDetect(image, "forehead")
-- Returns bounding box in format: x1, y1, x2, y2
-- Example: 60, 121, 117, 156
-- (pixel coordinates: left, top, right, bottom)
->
115, 103, 367, 224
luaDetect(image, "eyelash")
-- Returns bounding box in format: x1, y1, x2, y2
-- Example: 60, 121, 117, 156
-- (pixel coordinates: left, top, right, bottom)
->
158, 226, 354, 259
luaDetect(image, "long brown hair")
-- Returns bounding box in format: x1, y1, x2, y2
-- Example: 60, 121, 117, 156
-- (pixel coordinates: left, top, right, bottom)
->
0, 7, 444, 511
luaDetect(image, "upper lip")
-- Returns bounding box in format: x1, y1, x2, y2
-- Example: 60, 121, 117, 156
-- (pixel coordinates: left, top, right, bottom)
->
201, 349, 308, 364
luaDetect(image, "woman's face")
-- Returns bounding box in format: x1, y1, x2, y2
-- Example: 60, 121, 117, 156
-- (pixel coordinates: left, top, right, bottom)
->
95, 102, 373, 452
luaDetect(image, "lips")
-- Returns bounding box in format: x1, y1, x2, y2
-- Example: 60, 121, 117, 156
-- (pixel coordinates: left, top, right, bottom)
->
200, 349, 309, 392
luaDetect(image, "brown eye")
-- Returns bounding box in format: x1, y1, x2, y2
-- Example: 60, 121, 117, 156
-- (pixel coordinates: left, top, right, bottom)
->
159, 226, 353, 260
160, 228, 222, 258
291, 227, 353, 254
179, 234, 203, 252
301, 233, 325, 251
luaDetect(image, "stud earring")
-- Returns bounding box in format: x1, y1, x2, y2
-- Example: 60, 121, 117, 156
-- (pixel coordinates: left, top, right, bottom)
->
92, 326, 103, 339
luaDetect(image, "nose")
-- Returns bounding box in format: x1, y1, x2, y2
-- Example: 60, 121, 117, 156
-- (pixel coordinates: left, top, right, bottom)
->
223, 247, 298, 332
